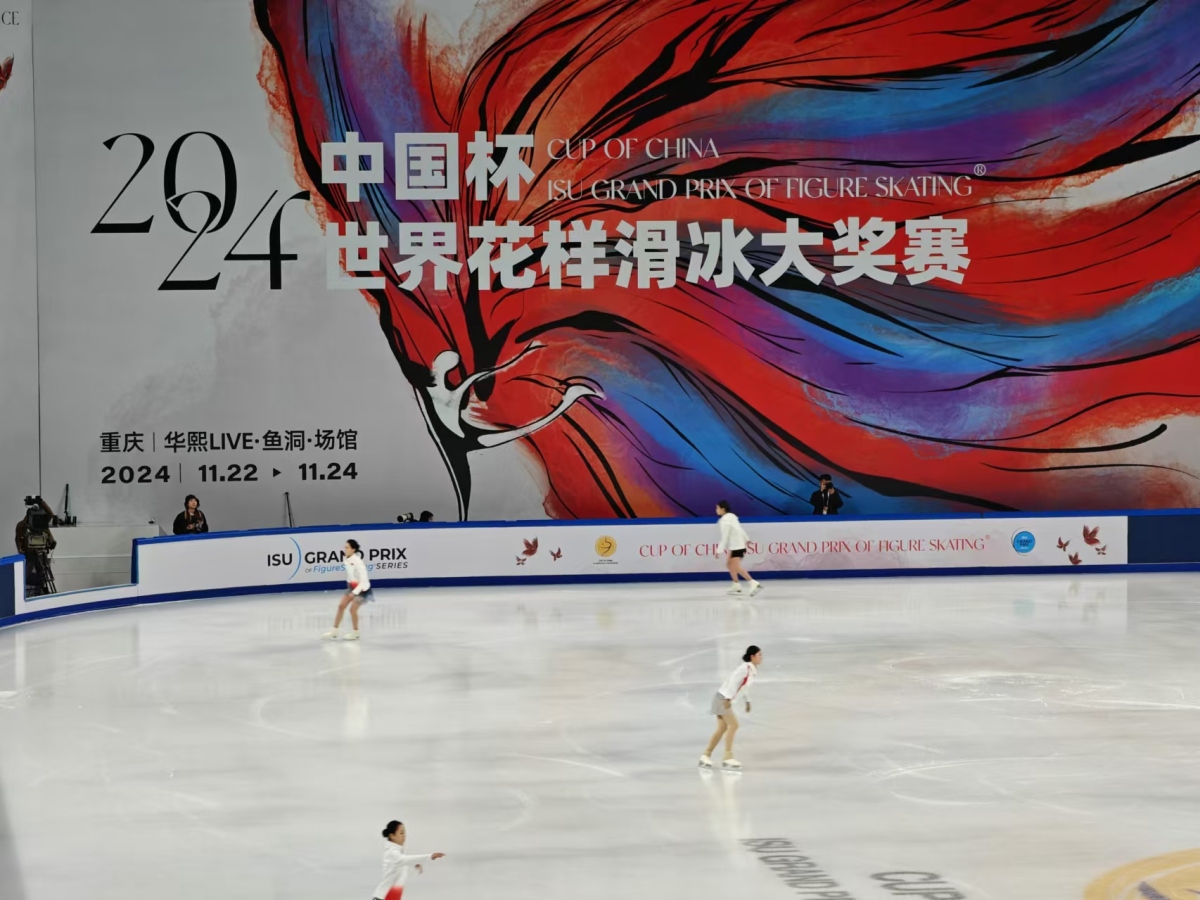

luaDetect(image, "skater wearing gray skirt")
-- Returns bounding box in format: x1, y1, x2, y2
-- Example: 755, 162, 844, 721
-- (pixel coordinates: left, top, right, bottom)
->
700, 645, 762, 770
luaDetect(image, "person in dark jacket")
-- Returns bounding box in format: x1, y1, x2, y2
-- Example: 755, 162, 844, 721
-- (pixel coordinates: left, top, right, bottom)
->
809, 475, 843, 516
172, 494, 209, 535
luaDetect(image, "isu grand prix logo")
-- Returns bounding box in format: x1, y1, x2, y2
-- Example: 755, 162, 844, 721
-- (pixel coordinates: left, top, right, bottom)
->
1011, 531, 1035, 554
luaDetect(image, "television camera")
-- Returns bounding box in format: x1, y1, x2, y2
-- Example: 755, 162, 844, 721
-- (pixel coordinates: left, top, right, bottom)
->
17, 495, 57, 595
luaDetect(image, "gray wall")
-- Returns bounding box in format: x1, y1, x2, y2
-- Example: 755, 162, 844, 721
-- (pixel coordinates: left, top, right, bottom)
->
0, 1, 41, 526
4, 0, 540, 530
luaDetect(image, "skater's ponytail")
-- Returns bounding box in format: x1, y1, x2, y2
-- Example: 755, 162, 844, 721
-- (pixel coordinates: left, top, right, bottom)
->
743, 645, 760, 663
382, 820, 403, 838
346, 538, 362, 557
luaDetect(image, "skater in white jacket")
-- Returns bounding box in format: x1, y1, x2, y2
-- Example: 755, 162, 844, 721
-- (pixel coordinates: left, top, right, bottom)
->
700, 645, 762, 770
322, 539, 374, 641
716, 501, 762, 597
373, 820, 446, 900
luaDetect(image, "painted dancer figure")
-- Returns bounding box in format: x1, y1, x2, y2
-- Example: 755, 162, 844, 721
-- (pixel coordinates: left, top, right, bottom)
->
428, 346, 601, 449
716, 501, 761, 597
373, 820, 445, 900
700, 645, 762, 771
322, 539, 373, 641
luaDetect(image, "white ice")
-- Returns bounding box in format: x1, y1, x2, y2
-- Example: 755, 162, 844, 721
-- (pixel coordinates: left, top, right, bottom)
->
1, 573, 1199, 900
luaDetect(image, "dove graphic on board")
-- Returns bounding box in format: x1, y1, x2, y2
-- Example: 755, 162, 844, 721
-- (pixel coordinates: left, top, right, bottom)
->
1069, 552, 1082, 566
550, 548, 562, 561
515, 556, 527, 566
1082, 525, 1101, 546
522, 538, 539, 558
1057, 538, 1070, 551
0, 57, 13, 94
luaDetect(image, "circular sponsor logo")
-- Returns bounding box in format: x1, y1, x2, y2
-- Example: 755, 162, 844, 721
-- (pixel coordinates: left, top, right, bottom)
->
1086, 848, 1200, 899
1011, 530, 1036, 554
595, 536, 617, 557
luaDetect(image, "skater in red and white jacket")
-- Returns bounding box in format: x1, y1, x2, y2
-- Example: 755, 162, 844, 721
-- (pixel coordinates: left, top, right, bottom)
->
373, 820, 446, 900
700, 645, 762, 770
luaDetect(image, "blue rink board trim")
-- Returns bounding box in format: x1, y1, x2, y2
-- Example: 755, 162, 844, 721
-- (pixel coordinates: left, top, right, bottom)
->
6, 561, 1200, 629
0, 555, 18, 620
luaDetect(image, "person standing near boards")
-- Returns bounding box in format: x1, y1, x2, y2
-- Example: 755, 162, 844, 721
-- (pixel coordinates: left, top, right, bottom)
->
716, 501, 762, 596
373, 820, 446, 900
700, 645, 762, 770
809, 474, 843, 515
322, 539, 373, 641
172, 495, 209, 535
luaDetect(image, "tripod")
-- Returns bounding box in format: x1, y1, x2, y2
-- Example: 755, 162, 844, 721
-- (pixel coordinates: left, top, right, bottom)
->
25, 548, 56, 596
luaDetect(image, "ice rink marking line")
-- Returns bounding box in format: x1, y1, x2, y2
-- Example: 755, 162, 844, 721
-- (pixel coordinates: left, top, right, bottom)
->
510, 754, 627, 778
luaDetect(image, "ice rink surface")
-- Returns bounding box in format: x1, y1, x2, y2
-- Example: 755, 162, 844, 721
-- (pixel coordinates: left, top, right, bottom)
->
2, 573, 1200, 900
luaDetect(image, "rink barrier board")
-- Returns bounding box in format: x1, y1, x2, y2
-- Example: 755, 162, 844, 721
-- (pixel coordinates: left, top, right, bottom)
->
0, 555, 19, 620
2, 509, 1200, 629
127, 513, 1132, 594
127, 508, 1137, 583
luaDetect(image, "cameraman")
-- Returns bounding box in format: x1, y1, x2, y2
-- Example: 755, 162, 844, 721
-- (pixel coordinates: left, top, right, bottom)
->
16, 496, 57, 595
15, 497, 56, 554
808, 474, 844, 516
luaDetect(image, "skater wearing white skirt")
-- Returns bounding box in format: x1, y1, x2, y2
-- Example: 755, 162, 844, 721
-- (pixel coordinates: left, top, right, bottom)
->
716, 501, 761, 596
700, 645, 762, 770
372, 820, 446, 900
323, 539, 374, 641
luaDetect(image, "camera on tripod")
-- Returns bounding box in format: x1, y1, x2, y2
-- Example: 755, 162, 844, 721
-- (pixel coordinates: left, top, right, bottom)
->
19, 495, 57, 595
23, 496, 53, 545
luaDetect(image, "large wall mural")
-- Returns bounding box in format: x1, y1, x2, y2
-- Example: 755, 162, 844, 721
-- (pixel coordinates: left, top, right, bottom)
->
9, 1, 1200, 528
253, 0, 1200, 519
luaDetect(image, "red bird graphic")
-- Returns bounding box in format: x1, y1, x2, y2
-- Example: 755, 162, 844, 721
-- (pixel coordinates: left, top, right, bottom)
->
522, 538, 539, 557
1096, 545, 1107, 556
1082, 525, 1100, 546
515, 556, 527, 566
550, 548, 562, 561
0, 57, 13, 93
1057, 538, 1070, 551
1068, 552, 1082, 566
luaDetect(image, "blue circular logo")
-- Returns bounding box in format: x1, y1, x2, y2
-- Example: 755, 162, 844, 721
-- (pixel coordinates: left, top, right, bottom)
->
1012, 531, 1036, 554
